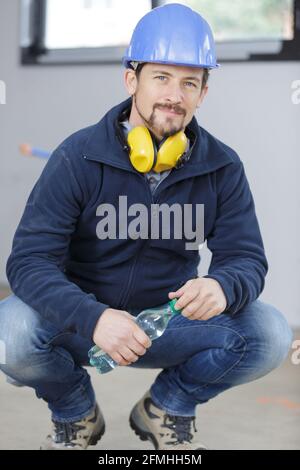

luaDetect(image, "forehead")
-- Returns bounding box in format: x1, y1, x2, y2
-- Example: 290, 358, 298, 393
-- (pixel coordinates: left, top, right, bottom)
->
142, 63, 204, 80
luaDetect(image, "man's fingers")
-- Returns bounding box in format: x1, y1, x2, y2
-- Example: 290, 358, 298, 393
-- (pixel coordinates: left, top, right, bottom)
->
168, 292, 177, 299
168, 279, 194, 299
118, 346, 139, 364
128, 338, 147, 356
189, 305, 220, 321
109, 341, 146, 367
175, 289, 200, 311
168, 288, 184, 298
133, 327, 152, 349
111, 351, 131, 367
181, 298, 205, 317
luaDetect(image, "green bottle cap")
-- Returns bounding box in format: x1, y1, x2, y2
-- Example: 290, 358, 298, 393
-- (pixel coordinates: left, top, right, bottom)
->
168, 298, 181, 315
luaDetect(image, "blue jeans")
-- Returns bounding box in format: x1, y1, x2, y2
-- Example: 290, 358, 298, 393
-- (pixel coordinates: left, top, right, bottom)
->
0, 294, 293, 421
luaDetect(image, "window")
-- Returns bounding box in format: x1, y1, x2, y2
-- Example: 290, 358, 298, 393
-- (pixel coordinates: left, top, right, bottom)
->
21, 0, 153, 64
21, 0, 300, 64
159, 0, 300, 62
45, 0, 151, 49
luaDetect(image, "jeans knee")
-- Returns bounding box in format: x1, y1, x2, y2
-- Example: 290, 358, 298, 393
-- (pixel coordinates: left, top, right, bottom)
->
249, 301, 293, 372
0, 295, 50, 376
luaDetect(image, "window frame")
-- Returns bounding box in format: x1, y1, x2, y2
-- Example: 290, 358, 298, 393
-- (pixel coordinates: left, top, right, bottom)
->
20, 0, 300, 65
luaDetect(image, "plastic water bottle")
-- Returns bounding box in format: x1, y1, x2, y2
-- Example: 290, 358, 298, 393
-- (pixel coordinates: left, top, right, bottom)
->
88, 298, 181, 374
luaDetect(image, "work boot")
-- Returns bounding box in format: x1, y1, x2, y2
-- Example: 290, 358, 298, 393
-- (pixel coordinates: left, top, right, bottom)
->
40, 403, 105, 450
129, 391, 207, 450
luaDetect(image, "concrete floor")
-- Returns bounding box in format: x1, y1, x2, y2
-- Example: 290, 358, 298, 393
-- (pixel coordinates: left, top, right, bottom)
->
0, 286, 299, 450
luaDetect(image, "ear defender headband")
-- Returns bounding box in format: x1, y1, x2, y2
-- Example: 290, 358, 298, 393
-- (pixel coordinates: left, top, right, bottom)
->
127, 126, 188, 173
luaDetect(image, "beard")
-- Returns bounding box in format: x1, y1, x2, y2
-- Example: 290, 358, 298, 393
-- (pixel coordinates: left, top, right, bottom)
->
134, 94, 186, 141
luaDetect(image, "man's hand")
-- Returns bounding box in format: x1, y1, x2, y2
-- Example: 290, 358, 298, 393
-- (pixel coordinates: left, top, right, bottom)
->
92, 308, 152, 367
168, 277, 227, 321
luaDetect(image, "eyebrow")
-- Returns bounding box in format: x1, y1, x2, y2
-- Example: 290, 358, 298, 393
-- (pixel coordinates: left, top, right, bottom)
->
151, 70, 202, 84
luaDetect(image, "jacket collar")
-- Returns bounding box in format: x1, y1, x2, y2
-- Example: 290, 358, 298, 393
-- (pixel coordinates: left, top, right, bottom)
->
82, 98, 234, 181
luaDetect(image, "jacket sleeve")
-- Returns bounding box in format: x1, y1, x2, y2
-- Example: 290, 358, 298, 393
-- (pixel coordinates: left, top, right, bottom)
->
6, 146, 109, 339
204, 160, 268, 315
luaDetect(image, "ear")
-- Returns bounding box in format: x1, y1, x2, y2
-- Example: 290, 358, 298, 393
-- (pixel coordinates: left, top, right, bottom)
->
124, 69, 138, 96
196, 85, 209, 108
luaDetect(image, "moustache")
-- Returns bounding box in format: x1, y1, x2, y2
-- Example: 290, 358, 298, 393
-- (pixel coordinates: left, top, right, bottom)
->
155, 104, 186, 116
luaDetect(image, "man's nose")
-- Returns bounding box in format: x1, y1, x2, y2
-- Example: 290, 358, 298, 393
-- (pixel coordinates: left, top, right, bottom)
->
165, 81, 184, 103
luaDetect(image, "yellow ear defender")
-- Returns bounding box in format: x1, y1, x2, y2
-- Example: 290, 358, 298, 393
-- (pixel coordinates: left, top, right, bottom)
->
127, 126, 187, 173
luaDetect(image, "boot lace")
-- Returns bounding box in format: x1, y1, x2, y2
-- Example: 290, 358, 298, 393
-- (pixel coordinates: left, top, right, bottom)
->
52, 421, 84, 446
163, 414, 197, 445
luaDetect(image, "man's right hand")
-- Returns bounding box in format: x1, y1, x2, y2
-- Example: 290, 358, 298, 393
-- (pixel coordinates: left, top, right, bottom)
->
92, 308, 152, 367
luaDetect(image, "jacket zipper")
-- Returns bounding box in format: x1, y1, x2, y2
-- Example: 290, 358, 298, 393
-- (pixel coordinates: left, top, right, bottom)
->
117, 174, 154, 308
118, 173, 163, 309
118, 242, 146, 309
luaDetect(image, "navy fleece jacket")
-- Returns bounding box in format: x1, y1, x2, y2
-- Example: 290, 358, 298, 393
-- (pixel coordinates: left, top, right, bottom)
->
6, 98, 268, 339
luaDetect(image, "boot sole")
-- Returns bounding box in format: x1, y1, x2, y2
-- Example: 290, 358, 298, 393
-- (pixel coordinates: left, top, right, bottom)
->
89, 422, 106, 446
129, 408, 158, 450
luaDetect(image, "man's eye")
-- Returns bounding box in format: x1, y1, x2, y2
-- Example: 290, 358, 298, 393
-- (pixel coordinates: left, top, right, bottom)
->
185, 81, 196, 88
155, 76, 167, 81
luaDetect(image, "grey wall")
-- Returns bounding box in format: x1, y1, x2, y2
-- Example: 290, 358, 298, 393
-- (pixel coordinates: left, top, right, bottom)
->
1, 1, 299, 326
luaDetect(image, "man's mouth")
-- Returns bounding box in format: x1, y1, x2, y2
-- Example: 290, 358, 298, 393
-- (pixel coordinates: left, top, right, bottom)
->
158, 107, 184, 116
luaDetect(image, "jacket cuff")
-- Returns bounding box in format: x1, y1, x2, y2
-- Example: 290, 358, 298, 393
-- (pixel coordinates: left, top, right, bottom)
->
203, 273, 234, 314
73, 294, 109, 340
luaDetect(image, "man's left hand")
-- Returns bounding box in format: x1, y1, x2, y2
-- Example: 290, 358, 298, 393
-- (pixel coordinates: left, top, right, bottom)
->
168, 277, 227, 321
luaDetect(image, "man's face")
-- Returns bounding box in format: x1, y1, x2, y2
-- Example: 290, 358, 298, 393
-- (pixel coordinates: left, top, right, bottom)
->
125, 63, 208, 141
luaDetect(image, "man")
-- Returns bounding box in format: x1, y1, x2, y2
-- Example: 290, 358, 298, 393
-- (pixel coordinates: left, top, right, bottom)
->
0, 4, 292, 450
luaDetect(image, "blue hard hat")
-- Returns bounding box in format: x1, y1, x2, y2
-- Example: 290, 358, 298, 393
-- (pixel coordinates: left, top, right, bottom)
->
123, 3, 219, 69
